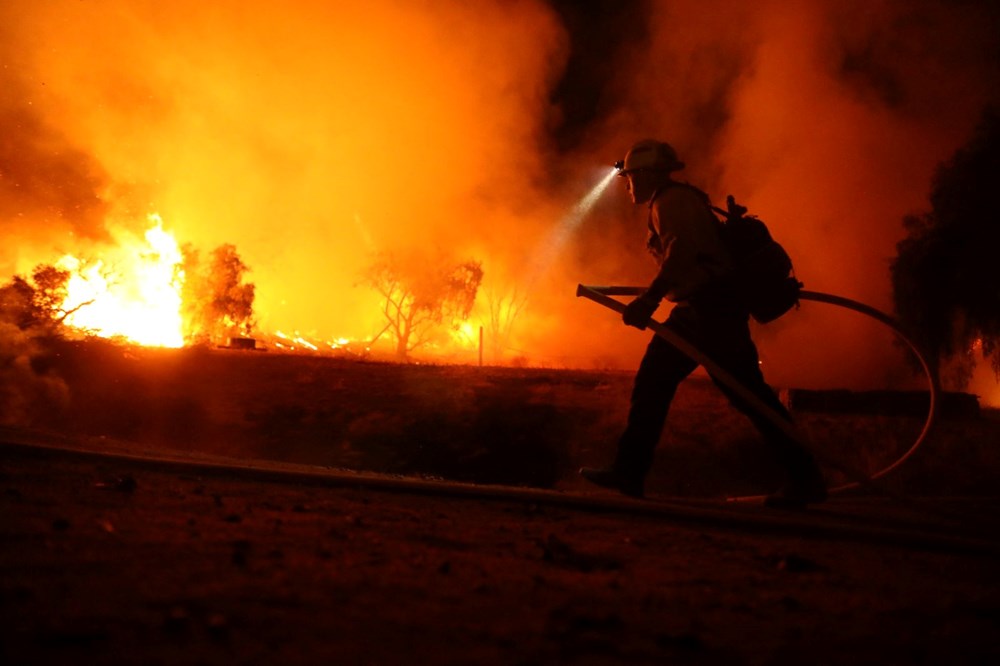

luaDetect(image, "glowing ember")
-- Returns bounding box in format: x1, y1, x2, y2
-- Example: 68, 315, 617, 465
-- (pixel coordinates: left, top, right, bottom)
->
59, 214, 185, 347
270, 331, 368, 354
271, 330, 321, 352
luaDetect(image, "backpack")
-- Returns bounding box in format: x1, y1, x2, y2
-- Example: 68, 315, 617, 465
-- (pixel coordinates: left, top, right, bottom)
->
710, 195, 802, 323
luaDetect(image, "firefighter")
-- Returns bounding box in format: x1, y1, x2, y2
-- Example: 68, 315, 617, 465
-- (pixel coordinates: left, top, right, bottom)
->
580, 139, 827, 508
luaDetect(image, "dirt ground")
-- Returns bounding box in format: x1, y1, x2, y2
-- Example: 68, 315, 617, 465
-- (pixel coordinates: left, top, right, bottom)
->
3, 342, 1000, 664
14, 340, 1000, 497
2, 442, 1000, 666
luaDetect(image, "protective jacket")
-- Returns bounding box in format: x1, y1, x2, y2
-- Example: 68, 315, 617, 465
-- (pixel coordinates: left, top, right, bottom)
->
645, 183, 731, 303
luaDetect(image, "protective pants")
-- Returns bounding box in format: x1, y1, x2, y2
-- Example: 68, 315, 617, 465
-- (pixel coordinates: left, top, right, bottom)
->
614, 299, 820, 484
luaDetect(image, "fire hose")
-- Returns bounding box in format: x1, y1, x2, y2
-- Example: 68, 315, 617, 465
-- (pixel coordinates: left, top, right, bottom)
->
576, 285, 939, 501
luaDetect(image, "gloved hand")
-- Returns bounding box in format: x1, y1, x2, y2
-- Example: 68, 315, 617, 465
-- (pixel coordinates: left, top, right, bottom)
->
622, 293, 660, 330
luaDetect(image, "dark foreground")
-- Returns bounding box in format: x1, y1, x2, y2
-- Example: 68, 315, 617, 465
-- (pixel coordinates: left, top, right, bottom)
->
2, 444, 999, 666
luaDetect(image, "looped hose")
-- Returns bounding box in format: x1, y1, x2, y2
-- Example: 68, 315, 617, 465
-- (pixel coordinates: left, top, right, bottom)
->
577, 285, 939, 499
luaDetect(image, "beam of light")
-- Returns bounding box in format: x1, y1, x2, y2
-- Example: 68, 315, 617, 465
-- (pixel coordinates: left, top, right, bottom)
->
529, 166, 618, 282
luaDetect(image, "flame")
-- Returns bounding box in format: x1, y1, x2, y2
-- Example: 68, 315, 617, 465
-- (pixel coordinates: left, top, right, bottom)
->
451, 321, 478, 347
59, 214, 185, 347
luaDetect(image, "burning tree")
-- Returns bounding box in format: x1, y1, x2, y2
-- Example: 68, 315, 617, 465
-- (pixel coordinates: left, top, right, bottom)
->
891, 109, 1000, 387
362, 252, 483, 360
181, 244, 256, 345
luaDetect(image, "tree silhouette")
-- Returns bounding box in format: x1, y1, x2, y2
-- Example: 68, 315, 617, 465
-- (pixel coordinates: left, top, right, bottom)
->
891, 109, 1000, 387
362, 252, 483, 360
483, 282, 528, 364
0, 264, 75, 332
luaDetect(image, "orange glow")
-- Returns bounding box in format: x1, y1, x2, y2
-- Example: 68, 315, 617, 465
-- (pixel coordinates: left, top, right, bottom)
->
967, 354, 1000, 408
59, 215, 185, 348
2, 1, 997, 378
450, 322, 478, 346
0, 0, 567, 353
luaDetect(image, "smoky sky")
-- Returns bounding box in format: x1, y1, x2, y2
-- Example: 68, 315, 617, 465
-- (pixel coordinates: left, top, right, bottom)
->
541, 0, 1000, 388
544, 0, 653, 153
2, 0, 999, 391
0, 20, 110, 269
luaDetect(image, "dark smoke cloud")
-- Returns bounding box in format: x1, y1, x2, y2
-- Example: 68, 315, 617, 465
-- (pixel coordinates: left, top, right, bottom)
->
1, 0, 998, 400
0, 20, 110, 276
0, 0, 570, 342
556, 0, 1000, 389
0, 98, 108, 230
544, 0, 653, 154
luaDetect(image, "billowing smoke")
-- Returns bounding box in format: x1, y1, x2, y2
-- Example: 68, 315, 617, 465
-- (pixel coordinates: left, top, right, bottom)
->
2, 0, 999, 397
0, 16, 110, 275
561, 0, 1000, 390
1, 0, 569, 341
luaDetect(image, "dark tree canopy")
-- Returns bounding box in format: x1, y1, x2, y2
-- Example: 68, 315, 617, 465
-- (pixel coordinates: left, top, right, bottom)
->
0, 264, 72, 332
891, 109, 1000, 386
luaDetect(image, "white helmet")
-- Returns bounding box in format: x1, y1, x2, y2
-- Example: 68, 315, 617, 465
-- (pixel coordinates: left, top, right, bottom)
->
615, 139, 685, 174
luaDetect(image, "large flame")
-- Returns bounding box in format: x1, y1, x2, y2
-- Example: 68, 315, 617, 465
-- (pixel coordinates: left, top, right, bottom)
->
59, 214, 185, 348
2, 1, 997, 376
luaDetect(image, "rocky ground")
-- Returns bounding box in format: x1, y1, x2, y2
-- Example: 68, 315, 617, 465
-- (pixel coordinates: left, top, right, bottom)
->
2, 441, 999, 666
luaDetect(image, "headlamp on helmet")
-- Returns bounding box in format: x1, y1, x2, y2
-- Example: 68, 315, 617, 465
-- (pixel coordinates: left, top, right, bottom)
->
615, 140, 685, 176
